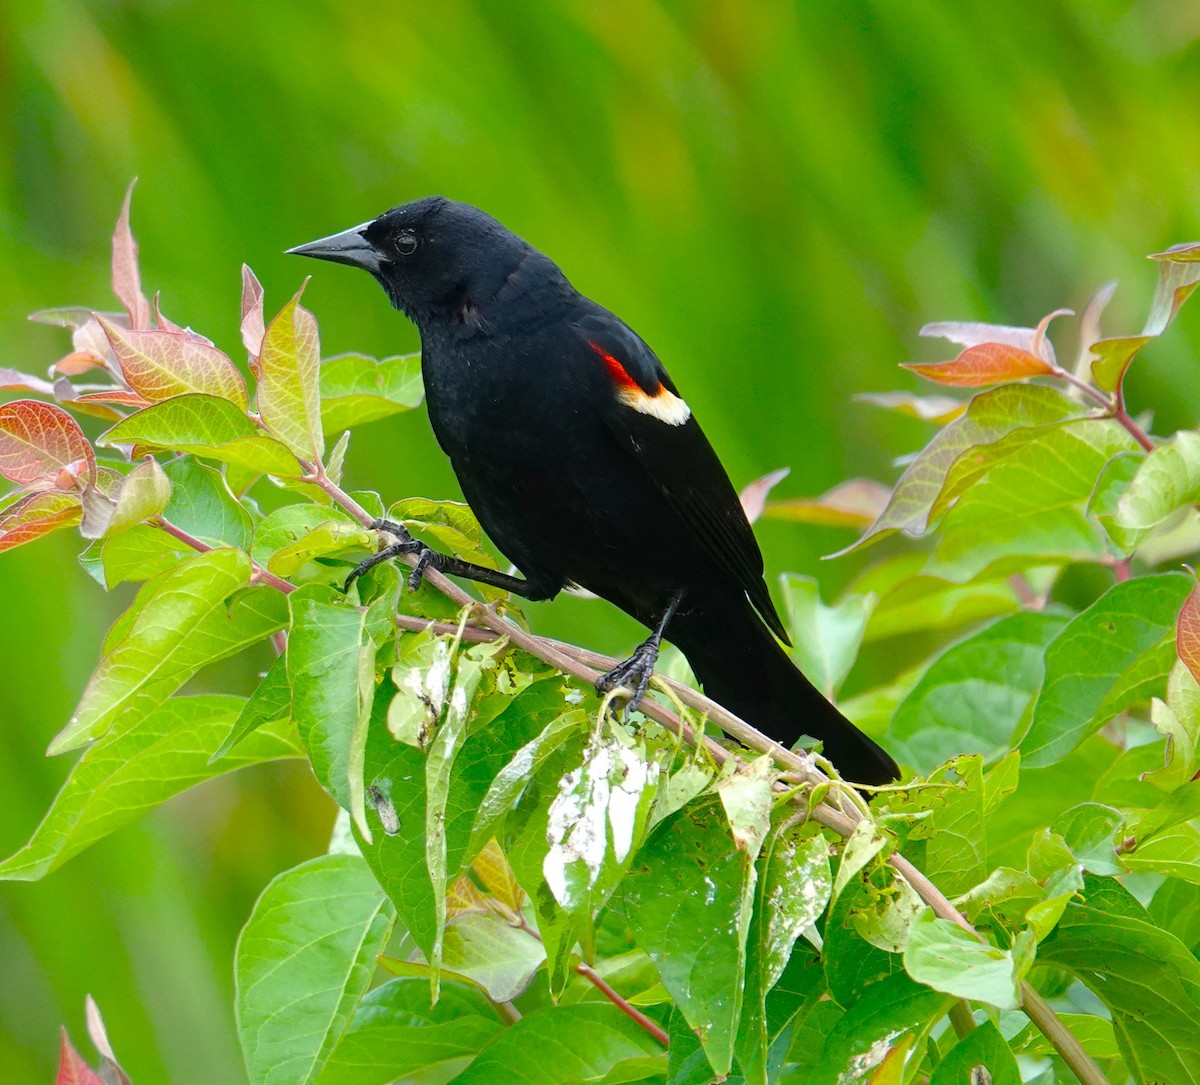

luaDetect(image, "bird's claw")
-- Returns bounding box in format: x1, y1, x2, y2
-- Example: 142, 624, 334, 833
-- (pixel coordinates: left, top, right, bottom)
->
344, 518, 426, 592
596, 641, 659, 713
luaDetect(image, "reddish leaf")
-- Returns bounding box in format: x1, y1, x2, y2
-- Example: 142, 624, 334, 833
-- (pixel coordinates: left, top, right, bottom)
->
921, 320, 1052, 361
903, 342, 1056, 388
0, 367, 56, 395
241, 264, 266, 366
152, 294, 215, 345
1178, 583, 1200, 687
0, 490, 82, 553
739, 467, 789, 524
98, 317, 249, 409
56, 1030, 104, 1085
111, 180, 152, 331
765, 478, 891, 528
0, 400, 95, 488
53, 351, 109, 376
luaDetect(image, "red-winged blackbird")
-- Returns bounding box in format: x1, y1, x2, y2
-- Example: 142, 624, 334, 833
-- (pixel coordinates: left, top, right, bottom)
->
289, 198, 899, 785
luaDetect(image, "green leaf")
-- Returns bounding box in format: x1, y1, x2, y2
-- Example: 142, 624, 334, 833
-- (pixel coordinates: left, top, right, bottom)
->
0, 695, 300, 881
315, 978, 503, 1085
83, 457, 171, 539
1114, 430, 1200, 541
447, 1004, 662, 1085
928, 417, 1139, 580
287, 596, 376, 840
1021, 572, 1193, 766
101, 394, 303, 477
1089, 449, 1146, 554
929, 1021, 1020, 1085
212, 654, 292, 761
388, 497, 497, 571
716, 754, 773, 856
619, 801, 754, 1075
440, 911, 546, 1002
1053, 802, 1124, 876
97, 316, 249, 407
1145, 241, 1200, 336
903, 911, 1026, 1009
1009, 1012, 1119, 1061
259, 290, 324, 460
268, 520, 373, 577
162, 457, 254, 550
320, 353, 424, 432
49, 550, 287, 754
813, 972, 952, 1083
1145, 659, 1200, 791
1040, 893, 1200, 1084
888, 611, 1068, 773
779, 575, 874, 700
235, 855, 395, 1085
839, 383, 1082, 554
1090, 335, 1154, 395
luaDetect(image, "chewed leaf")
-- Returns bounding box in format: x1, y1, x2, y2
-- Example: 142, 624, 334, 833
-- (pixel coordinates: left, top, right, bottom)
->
1178, 584, 1200, 688
855, 391, 965, 423
904, 342, 1056, 388
1146, 241, 1200, 336
0, 490, 82, 553
0, 399, 95, 488
111, 180, 151, 331
765, 478, 891, 528
259, 288, 324, 460
97, 317, 248, 408
241, 264, 266, 363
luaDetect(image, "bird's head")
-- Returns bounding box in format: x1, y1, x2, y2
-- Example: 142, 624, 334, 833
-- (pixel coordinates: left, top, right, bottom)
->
287, 197, 569, 331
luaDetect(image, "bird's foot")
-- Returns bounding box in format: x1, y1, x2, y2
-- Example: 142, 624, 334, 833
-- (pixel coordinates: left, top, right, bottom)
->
344, 518, 428, 591
596, 638, 661, 712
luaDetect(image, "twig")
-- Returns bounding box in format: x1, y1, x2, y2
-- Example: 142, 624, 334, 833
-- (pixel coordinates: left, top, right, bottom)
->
150, 489, 1108, 1084
153, 516, 295, 594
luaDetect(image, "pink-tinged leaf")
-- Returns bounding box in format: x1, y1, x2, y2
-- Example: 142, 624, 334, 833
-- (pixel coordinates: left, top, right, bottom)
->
74, 390, 153, 408
903, 342, 1056, 388
98, 316, 248, 409
739, 467, 789, 524
153, 294, 215, 345
258, 286, 324, 460
53, 351, 109, 376
1073, 281, 1117, 379
765, 478, 891, 528
1031, 308, 1073, 362
241, 265, 266, 366
84, 995, 133, 1085
855, 391, 965, 424
1145, 242, 1200, 336
921, 320, 1056, 363
111, 180, 152, 331
1090, 336, 1153, 394
0, 490, 82, 553
0, 399, 95, 488
1178, 583, 1200, 687
56, 1030, 105, 1085
0, 367, 56, 395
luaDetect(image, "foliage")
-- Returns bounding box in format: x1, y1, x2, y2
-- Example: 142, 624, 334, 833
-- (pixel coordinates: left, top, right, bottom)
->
8, 194, 1200, 1085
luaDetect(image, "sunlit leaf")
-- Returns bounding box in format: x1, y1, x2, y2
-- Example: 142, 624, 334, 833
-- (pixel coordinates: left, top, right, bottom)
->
1113, 431, 1200, 542
903, 910, 1026, 1009
259, 289, 324, 460
98, 316, 249, 408
0, 398, 96, 489
320, 353, 424, 432
441, 910, 546, 1002
101, 393, 303, 477
268, 520, 373, 577
904, 341, 1056, 388
715, 754, 773, 855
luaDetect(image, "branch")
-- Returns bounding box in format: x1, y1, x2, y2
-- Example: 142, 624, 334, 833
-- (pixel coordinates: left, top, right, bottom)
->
151, 494, 1108, 1084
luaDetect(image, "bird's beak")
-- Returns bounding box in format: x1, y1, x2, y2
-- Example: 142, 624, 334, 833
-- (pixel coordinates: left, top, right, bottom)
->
286, 222, 381, 273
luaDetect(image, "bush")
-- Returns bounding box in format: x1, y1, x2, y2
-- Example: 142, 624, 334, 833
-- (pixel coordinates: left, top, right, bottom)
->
5, 187, 1200, 1084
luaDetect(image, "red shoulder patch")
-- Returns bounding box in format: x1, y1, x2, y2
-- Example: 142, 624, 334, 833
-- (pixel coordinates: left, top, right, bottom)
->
589, 341, 645, 393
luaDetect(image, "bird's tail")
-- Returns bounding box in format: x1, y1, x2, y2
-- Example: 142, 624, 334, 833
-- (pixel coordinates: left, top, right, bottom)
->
666, 590, 900, 786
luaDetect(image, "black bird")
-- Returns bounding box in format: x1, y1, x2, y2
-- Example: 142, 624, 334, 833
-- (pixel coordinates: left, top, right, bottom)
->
289, 198, 899, 785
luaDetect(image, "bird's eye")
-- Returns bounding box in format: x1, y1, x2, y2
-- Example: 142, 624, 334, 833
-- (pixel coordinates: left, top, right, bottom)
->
395, 231, 418, 256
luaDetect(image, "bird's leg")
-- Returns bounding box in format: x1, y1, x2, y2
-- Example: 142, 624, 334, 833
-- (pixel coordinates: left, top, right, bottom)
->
344, 518, 554, 600
596, 590, 685, 711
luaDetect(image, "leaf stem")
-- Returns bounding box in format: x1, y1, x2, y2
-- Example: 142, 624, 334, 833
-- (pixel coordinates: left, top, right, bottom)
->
576, 962, 670, 1047
948, 999, 976, 1039
152, 516, 295, 594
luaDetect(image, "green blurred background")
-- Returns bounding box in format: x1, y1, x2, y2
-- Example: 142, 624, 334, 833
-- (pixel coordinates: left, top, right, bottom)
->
1, 1, 1198, 1079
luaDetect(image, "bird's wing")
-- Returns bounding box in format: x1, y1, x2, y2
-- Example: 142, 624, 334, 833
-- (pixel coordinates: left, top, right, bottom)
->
574, 312, 790, 644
